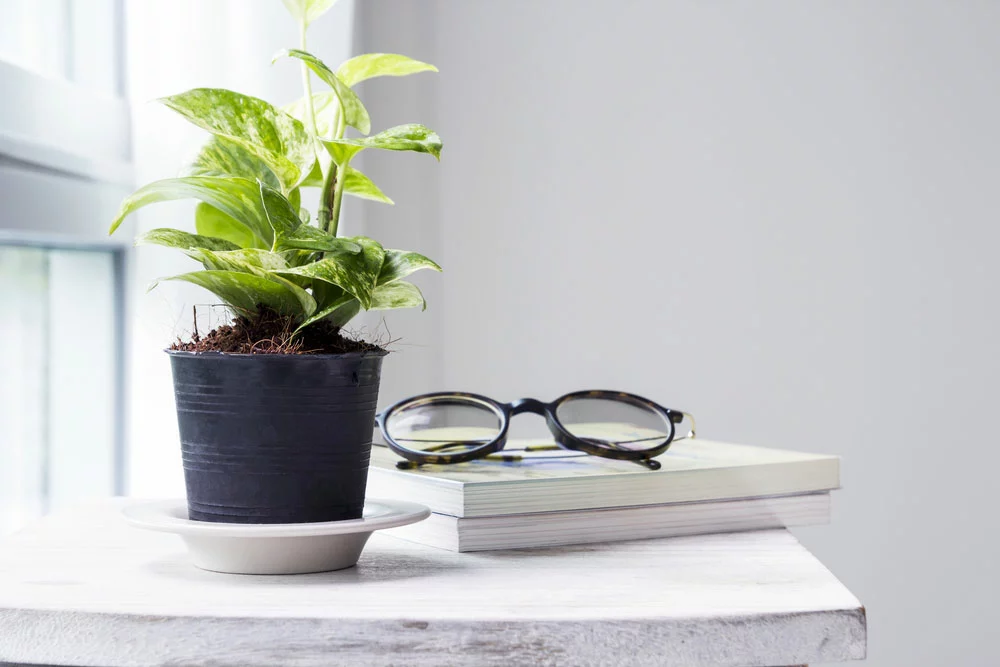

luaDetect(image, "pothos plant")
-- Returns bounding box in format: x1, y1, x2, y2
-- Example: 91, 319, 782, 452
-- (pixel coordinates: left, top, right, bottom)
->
108, 0, 441, 341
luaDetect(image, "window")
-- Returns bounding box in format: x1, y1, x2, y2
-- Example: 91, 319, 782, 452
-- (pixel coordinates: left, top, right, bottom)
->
0, 0, 131, 534
0, 0, 121, 92
0, 243, 124, 534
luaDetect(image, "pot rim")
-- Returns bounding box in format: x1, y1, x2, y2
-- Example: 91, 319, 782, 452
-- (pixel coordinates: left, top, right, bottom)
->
164, 348, 389, 359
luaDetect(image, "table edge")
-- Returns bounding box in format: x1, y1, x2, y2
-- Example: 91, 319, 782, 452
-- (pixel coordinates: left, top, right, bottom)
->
0, 604, 867, 666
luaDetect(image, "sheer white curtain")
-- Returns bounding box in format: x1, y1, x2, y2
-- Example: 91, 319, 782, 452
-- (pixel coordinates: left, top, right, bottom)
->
123, 0, 356, 496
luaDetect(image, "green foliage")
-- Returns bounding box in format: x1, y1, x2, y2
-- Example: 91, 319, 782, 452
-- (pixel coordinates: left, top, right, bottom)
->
322, 124, 442, 166
371, 281, 426, 310
185, 136, 282, 190
341, 166, 393, 204
273, 49, 370, 135
109, 4, 442, 337
379, 250, 443, 285
281, 0, 339, 27
160, 89, 313, 192
194, 202, 264, 249
276, 235, 385, 309
136, 228, 239, 252
162, 270, 316, 319
111, 177, 277, 245
337, 54, 437, 87
284, 93, 341, 139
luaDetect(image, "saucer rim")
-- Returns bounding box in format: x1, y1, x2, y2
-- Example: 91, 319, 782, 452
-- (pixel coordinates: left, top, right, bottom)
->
122, 498, 430, 538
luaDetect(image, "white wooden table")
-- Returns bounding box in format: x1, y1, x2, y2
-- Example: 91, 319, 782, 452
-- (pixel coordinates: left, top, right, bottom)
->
0, 500, 865, 667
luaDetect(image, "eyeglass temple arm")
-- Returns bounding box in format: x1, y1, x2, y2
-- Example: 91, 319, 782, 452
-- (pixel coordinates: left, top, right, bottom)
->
670, 411, 697, 440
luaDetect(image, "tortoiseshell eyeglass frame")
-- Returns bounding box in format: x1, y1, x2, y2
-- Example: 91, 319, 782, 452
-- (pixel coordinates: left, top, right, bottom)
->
375, 390, 696, 471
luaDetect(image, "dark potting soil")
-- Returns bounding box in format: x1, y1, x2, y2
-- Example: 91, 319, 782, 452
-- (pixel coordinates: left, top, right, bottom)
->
170, 307, 385, 355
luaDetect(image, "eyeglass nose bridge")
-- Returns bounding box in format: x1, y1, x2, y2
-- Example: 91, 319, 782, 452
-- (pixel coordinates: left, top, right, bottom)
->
509, 397, 548, 416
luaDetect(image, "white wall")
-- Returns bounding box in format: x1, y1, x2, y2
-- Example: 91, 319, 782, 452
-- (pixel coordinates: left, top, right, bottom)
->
361, 1, 1000, 665
353, 1, 444, 406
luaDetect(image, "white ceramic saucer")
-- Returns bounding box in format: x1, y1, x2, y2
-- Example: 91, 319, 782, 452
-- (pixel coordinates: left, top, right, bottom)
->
122, 499, 430, 575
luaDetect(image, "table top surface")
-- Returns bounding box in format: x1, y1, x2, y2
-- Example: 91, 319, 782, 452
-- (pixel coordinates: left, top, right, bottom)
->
0, 499, 866, 667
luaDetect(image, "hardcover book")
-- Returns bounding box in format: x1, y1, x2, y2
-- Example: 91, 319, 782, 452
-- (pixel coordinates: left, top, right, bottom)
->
367, 436, 840, 518
384, 492, 832, 552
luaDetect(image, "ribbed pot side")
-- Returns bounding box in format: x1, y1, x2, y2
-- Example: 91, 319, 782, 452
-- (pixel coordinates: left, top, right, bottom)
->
167, 350, 388, 524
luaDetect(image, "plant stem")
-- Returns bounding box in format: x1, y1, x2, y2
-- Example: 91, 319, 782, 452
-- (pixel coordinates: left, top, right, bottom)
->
318, 163, 337, 233
299, 17, 330, 237
298, 21, 318, 138
329, 165, 347, 236
321, 108, 350, 236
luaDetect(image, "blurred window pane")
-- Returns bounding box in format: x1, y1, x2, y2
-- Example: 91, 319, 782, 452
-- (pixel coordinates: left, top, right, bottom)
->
0, 0, 68, 81
0, 0, 127, 537
0, 0, 120, 93
0, 245, 122, 535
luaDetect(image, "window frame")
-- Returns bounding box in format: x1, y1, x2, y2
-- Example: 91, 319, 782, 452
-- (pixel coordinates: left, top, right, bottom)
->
0, 234, 129, 500
0, 0, 132, 506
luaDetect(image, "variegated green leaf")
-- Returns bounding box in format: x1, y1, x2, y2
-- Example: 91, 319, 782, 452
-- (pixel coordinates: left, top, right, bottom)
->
183, 184, 300, 252
281, 0, 338, 26
135, 228, 239, 252
321, 124, 442, 165
311, 280, 344, 308
294, 160, 391, 201
283, 92, 340, 139
290, 252, 436, 331
343, 166, 393, 204
184, 248, 290, 273
370, 280, 425, 311
278, 225, 362, 254
298, 159, 325, 187
337, 53, 437, 88
378, 249, 441, 285
267, 273, 318, 317
194, 203, 263, 249
295, 294, 361, 333
275, 236, 384, 308
258, 182, 302, 239
184, 136, 281, 191
159, 89, 313, 191
109, 177, 274, 247
323, 141, 361, 166
273, 50, 370, 135
276, 257, 316, 281
161, 270, 316, 318
256, 181, 360, 254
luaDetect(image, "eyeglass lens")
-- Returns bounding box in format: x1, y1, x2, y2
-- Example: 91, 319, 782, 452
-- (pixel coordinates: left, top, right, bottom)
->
554, 397, 671, 453
383, 397, 502, 456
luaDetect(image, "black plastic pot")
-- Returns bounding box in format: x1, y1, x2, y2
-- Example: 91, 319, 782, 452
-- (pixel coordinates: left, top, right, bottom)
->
167, 350, 388, 524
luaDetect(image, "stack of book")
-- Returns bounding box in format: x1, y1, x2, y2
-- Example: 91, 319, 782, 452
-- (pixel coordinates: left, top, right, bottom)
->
367, 438, 839, 552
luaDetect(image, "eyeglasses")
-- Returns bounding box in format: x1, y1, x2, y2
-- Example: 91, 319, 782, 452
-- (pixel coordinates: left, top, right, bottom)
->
375, 390, 695, 471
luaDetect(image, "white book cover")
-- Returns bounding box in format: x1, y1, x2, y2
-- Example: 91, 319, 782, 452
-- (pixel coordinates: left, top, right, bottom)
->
384, 493, 832, 552
367, 435, 840, 518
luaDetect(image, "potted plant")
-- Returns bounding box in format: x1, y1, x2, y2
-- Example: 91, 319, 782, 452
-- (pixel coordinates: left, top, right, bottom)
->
109, 0, 442, 524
